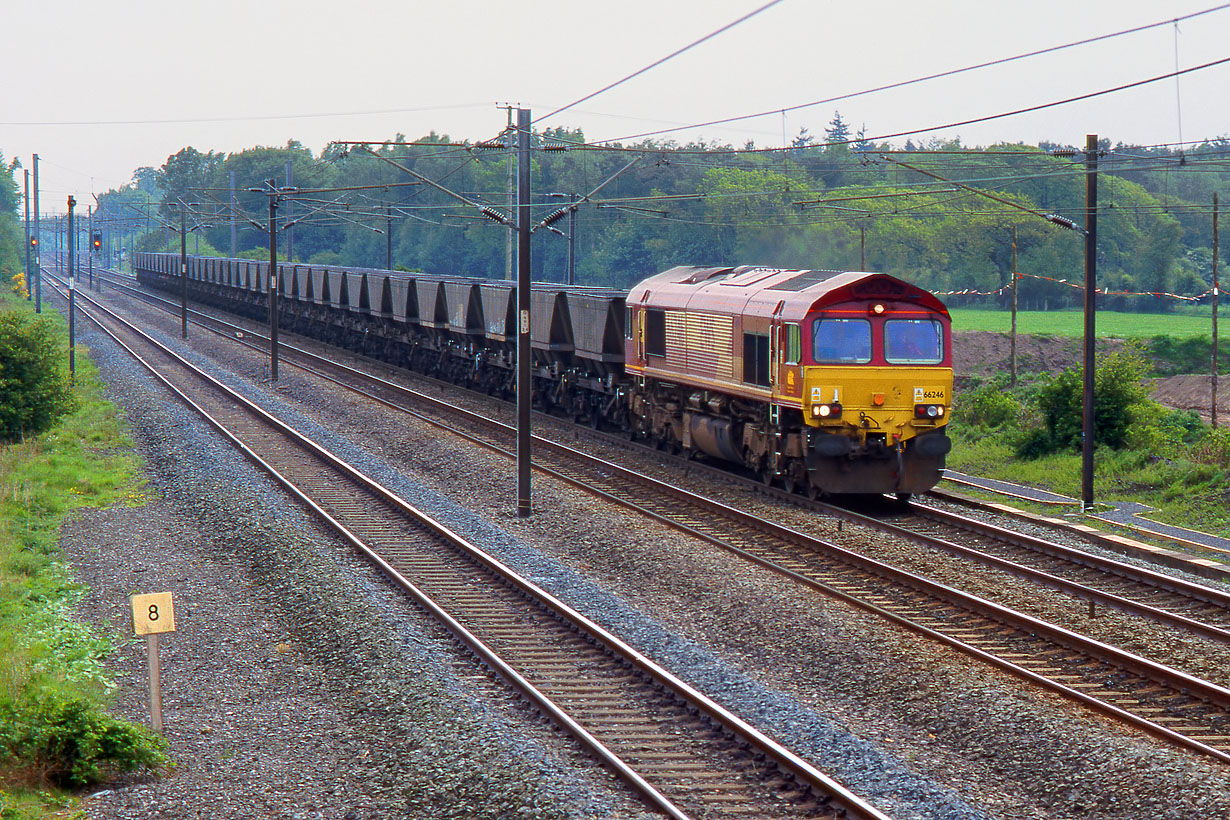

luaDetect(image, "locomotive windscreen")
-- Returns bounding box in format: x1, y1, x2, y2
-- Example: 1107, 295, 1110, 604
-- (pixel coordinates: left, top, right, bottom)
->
884, 319, 943, 364
813, 319, 872, 364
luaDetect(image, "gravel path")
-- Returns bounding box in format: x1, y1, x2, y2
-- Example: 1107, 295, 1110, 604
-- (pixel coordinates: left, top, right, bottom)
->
55, 287, 1230, 819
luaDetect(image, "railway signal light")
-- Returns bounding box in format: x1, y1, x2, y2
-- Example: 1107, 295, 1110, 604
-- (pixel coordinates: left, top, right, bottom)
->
92, 232, 102, 250
29, 236, 37, 249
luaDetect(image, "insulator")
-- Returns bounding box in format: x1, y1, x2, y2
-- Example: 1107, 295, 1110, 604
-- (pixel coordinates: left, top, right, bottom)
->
540, 207, 569, 227
1046, 214, 1078, 231
542, 142, 570, 152
472, 140, 505, 152
480, 206, 509, 225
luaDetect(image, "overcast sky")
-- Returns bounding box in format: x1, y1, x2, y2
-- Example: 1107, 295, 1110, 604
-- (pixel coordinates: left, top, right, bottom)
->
5, 0, 1230, 213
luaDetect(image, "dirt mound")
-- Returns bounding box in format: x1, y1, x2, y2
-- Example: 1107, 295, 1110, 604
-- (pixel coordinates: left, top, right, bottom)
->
953, 331, 1225, 417
953, 331, 1122, 381
1149, 374, 1228, 418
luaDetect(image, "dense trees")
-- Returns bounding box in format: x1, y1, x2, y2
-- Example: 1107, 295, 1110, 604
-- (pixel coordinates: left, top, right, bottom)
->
0, 155, 24, 292
0, 310, 75, 443
96, 122, 1230, 308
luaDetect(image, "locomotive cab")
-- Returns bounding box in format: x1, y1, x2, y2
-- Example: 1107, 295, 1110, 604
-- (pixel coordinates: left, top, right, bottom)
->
801, 290, 953, 495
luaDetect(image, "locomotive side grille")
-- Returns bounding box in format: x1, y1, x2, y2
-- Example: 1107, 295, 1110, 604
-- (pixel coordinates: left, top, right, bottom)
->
665, 312, 734, 380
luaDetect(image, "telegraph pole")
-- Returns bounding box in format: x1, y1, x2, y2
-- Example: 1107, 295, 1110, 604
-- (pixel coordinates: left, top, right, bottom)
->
23, 170, 31, 300
1214, 193, 1220, 429
516, 107, 532, 517
506, 106, 515, 281
1081, 134, 1098, 512
566, 193, 577, 285
230, 170, 237, 257
385, 196, 392, 270
33, 154, 40, 313
268, 182, 280, 381
285, 160, 294, 262
180, 205, 188, 339
88, 206, 93, 290
67, 196, 76, 385
1011, 225, 1018, 387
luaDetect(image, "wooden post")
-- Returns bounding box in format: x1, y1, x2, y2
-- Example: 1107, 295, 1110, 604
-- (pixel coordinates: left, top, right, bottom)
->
131, 592, 176, 733
1081, 134, 1098, 512
1011, 225, 1018, 388
147, 634, 163, 733
1213, 193, 1220, 429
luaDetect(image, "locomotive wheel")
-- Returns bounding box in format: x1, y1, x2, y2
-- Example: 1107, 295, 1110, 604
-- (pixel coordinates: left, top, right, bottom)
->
782, 475, 799, 494
807, 482, 822, 500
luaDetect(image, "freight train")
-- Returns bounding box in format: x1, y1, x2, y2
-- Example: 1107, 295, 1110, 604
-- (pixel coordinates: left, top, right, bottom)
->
134, 254, 952, 498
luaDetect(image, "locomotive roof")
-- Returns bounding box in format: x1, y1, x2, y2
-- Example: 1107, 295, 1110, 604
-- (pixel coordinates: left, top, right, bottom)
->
628, 265, 949, 320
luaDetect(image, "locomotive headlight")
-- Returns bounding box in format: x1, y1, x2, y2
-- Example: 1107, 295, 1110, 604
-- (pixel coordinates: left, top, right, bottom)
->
870, 303, 886, 315
812, 402, 842, 419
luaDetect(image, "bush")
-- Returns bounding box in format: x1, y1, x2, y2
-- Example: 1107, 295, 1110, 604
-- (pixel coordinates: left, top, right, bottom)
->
1190, 426, 1230, 468
0, 690, 165, 788
1015, 346, 1153, 458
956, 382, 1021, 429
0, 310, 75, 444
1012, 427, 1057, 460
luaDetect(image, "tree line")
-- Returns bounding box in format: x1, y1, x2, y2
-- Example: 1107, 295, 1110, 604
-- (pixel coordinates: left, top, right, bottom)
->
40, 115, 1230, 309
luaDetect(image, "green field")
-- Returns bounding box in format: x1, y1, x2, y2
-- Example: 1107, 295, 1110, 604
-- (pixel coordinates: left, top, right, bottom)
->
950, 308, 1220, 339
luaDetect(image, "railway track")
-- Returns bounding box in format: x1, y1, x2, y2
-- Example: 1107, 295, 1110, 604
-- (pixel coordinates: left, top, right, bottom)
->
889, 500, 1230, 639
86, 269, 1230, 764
49, 272, 889, 820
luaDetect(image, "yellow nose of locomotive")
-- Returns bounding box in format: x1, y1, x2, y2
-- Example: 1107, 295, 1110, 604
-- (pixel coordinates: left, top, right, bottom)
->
805, 366, 951, 445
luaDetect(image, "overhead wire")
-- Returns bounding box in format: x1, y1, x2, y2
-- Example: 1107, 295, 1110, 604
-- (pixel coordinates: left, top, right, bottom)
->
559, 56, 1230, 157
590, 2, 1230, 145
533, 0, 787, 126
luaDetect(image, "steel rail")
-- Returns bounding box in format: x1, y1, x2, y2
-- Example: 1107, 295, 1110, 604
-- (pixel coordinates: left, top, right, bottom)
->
928, 485, 1230, 571
908, 501, 1230, 608
99, 267, 1230, 640
826, 504, 1230, 644
50, 274, 891, 820
97, 269, 1230, 763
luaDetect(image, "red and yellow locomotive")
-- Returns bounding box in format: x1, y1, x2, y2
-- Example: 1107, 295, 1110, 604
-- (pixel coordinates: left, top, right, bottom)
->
624, 266, 952, 498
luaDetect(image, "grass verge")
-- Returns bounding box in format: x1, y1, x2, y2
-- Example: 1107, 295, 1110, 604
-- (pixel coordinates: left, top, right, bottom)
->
947, 384, 1230, 544
0, 294, 165, 818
